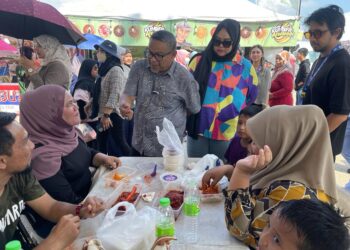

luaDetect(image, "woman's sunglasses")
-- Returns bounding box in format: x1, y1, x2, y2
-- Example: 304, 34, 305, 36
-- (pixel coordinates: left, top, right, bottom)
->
213, 39, 233, 48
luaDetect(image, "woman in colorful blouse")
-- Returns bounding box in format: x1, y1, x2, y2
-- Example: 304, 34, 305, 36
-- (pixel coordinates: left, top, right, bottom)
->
268, 51, 294, 106
222, 105, 337, 249
186, 19, 258, 160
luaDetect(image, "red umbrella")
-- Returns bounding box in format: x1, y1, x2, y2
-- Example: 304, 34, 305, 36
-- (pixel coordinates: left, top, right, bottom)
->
0, 0, 85, 45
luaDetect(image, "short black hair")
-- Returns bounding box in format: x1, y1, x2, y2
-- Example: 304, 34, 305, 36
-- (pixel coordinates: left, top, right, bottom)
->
150, 30, 177, 51
305, 5, 345, 40
0, 112, 17, 156
239, 104, 265, 117
297, 48, 309, 57
276, 199, 350, 250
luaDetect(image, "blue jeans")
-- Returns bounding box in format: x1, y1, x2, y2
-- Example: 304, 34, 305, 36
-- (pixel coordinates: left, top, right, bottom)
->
296, 89, 303, 105
341, 118, 350, 164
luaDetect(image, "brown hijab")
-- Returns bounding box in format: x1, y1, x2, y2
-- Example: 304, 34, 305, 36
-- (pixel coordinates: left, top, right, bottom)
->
247, 105, 337, 203
20, 85, 78, 180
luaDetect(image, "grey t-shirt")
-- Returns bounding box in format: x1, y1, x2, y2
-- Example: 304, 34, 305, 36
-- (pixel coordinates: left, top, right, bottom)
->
0, 168, 45, 248
124, 59, 201, 156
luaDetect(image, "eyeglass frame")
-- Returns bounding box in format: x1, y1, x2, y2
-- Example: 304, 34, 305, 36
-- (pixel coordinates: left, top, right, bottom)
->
304, 29, 329, 40
145, 48, 174, 61
213, 38, 233, 48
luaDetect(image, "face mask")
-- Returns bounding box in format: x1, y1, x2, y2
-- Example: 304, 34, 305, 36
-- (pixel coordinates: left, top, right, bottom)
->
97, 51, 107, 63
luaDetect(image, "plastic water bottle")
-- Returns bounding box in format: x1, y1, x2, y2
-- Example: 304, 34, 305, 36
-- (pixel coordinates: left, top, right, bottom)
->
156, 197, 175, 238
183, 181, 200, 243
5, 240, 22, 250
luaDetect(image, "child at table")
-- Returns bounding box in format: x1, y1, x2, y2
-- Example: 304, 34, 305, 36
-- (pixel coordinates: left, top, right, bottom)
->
258, 199, 349, 250
224, 104, 264, 165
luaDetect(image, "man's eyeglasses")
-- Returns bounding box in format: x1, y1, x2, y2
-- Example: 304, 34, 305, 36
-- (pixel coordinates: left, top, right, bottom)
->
213, 39, 233, 48
145, 48, 173, 61
304, 29, 329, 40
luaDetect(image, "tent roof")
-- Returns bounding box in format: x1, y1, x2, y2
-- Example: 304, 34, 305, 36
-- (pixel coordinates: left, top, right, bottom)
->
61, 0, 297, 22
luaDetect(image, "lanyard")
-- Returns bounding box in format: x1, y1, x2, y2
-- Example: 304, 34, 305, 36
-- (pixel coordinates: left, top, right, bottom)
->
303, 44, 343, 93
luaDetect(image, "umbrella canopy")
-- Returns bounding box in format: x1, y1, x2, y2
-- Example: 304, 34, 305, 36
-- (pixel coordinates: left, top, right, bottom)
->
0, 0, 85, 45
78, 33, 105, 50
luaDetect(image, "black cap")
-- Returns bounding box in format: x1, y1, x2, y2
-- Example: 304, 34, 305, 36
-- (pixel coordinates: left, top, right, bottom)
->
94, 40, 118, 58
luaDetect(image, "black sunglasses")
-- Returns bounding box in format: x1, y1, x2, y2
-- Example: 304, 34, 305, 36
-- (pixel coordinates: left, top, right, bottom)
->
304, 29, 329, 40
213, 39, 233, 48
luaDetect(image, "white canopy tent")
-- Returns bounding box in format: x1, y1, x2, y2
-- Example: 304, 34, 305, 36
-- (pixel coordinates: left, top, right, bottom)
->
59, 0, 296, 22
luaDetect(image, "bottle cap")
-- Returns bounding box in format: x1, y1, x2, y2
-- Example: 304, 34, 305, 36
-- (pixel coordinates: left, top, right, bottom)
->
5, 240, 21, 250
160, 197, 170, 207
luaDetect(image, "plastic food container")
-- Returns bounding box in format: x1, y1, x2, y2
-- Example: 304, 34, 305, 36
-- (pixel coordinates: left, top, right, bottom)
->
106, 183, 142, 209
153, 188, 184, 219
199, 184, 224, 203
160, 172, 182, 190
104, 166, 136, 188
163, 150, 184, 171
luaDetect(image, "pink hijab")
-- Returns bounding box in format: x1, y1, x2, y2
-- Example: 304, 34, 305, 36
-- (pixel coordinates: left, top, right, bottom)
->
20, 85, 78, 180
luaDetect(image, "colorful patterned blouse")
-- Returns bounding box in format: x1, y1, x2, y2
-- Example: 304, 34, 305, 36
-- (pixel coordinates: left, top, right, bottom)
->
223, 180, 332, 249
189, 53, 258, 141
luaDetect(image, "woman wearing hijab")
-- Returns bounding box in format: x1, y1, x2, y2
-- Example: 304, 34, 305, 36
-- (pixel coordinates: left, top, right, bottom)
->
187, 19, 258, 160
72, 59, 98, 121
269, 51, 294, 107
219, 105, 337, 248
92, 40, 132, 156
20, 35, 72, 89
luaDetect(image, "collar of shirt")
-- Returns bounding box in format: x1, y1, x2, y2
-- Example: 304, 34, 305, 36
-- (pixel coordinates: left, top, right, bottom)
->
146, 59, 176, 78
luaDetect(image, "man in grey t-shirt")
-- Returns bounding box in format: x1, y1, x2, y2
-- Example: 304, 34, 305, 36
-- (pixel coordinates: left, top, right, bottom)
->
120, 30, 201, 156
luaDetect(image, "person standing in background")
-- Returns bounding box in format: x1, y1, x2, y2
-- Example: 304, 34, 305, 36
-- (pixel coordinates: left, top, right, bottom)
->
295, 48, 310, 105
249, 45, 271, 106
302, 5, 350, 159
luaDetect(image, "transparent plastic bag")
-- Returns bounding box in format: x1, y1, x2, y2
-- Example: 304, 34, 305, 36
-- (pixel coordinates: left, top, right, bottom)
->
156, 118, 183, 154
96, 202, 158, 250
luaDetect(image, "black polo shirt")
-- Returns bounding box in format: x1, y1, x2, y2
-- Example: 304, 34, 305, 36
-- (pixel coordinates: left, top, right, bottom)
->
303, 48, 350, 156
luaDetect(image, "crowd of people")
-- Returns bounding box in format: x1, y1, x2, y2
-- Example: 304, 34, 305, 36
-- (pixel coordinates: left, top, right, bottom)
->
0, 4, 350, 250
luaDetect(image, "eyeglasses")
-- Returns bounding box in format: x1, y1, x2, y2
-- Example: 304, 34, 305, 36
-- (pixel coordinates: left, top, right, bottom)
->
213, 38, 233, 48
304, 29, 329, 40
145, 48, 173, 61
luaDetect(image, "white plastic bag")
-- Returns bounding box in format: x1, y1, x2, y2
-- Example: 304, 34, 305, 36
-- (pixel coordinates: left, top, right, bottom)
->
156, 118, 183, 154
96, 202, 158, 250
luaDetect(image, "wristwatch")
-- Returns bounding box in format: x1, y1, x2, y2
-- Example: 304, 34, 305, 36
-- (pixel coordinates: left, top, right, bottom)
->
27, 68, 33, 73
103, 113, 110, 118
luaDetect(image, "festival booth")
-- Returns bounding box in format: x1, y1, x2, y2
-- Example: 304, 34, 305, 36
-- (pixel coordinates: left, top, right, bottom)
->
64, 0, 299, 59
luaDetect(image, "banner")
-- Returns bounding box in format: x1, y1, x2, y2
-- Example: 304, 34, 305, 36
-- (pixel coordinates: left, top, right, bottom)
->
67, 16, 300, 48
0, 83, 21, 114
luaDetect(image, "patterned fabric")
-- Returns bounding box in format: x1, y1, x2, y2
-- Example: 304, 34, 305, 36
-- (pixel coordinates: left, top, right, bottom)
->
123, 59, 201, 156
98, 66, 126, 117
189, 53, 258, 141
223, 180, 332, 248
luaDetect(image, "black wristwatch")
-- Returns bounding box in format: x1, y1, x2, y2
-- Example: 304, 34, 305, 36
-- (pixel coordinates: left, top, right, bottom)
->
103, 113, 110, 118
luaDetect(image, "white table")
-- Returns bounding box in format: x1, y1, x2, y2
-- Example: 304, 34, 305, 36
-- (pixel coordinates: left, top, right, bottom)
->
75, 157, 249, 250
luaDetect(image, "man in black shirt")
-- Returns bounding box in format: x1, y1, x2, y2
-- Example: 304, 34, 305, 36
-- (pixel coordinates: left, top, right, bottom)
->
303, 5, 350, 159
295, 48, 310, 105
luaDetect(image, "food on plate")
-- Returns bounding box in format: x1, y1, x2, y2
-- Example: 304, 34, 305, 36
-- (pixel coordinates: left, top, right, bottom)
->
113, 25, 125, 37
83, 239, 105, 250
164, 190, 184, 210
255, 26, 268, 40
240, 26, 252, 39
115, 191, 139, 204
112, 172, 126, 181
142, 192, 155, 202
83, 24, 95, 34
200, 184, 219, 194
98, 24, 110, 38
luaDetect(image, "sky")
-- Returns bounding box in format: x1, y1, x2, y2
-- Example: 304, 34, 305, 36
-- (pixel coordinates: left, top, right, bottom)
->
42, 0, 350, 18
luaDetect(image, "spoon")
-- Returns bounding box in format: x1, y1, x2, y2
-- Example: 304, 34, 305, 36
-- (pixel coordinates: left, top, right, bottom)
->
150, 164, 158, 177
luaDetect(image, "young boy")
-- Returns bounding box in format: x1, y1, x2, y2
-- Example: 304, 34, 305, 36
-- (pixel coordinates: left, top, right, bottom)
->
258, 199, 349, 250
225, 104, 264, 165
